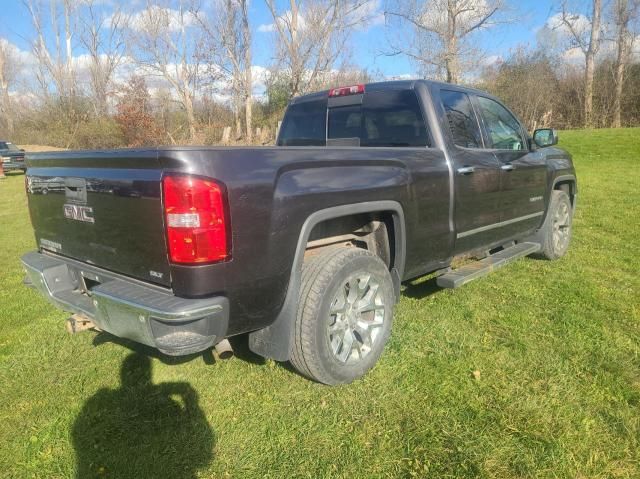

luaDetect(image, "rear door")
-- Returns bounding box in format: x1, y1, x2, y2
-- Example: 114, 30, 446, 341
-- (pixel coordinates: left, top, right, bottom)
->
323, 86, 452, 274
26, 150, 172, 286
473, 95, 547, 237
438, 89, 503, 254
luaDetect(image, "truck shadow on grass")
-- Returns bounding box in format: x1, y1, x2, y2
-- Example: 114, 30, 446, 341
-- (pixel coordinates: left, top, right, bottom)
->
93, 332, 267, 366
72, 352, 215, 479
88, 278, 443, 386
87, 278, 442, 387
401, 277, 442, 299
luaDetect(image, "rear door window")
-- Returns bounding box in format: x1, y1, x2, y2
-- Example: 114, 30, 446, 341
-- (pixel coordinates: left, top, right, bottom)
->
440, 90, 483, 148
328, 90, 430, 147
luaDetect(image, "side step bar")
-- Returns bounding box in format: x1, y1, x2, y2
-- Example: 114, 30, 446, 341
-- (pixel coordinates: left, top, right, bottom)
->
437, 242, 540, 289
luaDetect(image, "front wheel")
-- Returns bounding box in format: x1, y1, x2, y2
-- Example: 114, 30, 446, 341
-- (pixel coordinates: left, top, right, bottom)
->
531, 190, 573, 260
290, 247, 395, 385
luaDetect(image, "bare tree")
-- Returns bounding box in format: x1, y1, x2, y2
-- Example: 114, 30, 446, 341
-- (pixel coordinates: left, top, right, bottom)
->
241, 0, 252, 141
24, 0, 78, 101
127, 1, 205, 141
611, 0, 640, 127
558, 0, 603, 128
385, 0, 507, 83
0, 39, 19, 135
325, 64, 373, 88
264, 0, 373, 97
198, 0, 253, 141
79, 1, 129, 116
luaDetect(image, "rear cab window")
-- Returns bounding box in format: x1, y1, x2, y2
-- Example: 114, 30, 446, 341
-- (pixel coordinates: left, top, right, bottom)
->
278, 87, 431, 148
277, 99, 327, 146
328, 90, 431, 147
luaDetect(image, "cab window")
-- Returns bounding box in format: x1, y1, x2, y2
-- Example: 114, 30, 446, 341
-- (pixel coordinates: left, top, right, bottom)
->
328, 90, 430, 147
440, 90, 483, 148
476, 96, 525, 150
277, 99, 327, 146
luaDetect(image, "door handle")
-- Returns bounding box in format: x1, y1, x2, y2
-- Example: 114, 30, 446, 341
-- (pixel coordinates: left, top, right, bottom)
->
457, 166, 475, 175
501, 164, 515, 171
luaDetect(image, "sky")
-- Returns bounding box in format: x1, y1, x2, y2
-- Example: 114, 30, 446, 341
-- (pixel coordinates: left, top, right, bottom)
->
0, 0, 566, 80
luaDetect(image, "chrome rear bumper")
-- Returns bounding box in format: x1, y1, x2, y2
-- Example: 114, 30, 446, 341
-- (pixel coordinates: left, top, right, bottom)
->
21, 251, 229, 356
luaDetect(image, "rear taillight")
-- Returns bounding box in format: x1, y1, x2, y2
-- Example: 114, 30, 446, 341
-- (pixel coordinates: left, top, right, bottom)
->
162, 175, 230, 264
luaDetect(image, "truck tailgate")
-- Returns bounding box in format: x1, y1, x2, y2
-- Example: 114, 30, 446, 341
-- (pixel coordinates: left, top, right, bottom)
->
25, 150, 171, 287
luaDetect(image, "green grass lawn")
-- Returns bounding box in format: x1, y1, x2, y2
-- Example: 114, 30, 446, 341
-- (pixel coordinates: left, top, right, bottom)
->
1, 129, 639, 478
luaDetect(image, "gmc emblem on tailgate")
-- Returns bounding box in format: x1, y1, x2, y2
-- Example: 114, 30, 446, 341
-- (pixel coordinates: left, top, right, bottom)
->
63, 204, 95, 223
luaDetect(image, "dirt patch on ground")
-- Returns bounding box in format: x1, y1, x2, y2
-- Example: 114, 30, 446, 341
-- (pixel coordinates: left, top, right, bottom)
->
19, 145, 67, 152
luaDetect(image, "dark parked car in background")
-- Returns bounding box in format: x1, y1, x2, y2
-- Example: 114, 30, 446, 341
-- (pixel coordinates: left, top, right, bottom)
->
1, 141, 26, 172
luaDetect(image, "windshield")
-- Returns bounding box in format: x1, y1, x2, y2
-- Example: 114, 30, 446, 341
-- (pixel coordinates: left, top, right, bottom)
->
0, 142, 19, 151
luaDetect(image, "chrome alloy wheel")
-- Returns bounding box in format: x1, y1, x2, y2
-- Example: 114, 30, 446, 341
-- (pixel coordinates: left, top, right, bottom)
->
328, 273, 386, 364
552, 200, 571, 252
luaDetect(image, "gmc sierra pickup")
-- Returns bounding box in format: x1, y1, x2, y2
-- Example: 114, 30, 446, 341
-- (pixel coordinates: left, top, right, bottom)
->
21, 80, 576, 385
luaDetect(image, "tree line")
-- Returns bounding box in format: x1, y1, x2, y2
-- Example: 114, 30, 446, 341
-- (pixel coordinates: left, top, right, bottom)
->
0, 0, 638, 149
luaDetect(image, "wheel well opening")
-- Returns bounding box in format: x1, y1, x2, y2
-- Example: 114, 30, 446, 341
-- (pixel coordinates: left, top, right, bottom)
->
305, 212, 396, 269
554, 180, 576, 206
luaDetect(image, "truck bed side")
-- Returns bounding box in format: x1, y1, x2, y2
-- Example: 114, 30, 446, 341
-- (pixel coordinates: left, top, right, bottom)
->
154, 146, 450, 336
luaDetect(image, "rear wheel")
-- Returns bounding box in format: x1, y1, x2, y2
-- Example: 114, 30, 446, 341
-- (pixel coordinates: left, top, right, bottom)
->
532, 190, 573, 260
290, 247, 395, 385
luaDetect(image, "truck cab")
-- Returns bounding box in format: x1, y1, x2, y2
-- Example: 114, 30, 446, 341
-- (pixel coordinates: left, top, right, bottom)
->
278, 80, 575, 264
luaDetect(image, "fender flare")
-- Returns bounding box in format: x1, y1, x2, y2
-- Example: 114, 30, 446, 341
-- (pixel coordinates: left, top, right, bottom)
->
552, 174, 577, 196
550, 174, 578, 212
248, 200, 406, 361
534, 174, 577, 232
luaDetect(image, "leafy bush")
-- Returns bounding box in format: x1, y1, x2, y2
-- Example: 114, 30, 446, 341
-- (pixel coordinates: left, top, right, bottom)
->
73, 117, 125, 149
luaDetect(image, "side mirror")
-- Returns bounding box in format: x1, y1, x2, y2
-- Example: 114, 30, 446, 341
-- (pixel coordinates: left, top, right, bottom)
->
533, 128, 558, 148
20, 149, 25, 152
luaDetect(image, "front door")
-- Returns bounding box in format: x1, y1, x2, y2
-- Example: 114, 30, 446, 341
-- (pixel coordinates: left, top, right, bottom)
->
439, 89, 503, 254
474, 96, 547, 239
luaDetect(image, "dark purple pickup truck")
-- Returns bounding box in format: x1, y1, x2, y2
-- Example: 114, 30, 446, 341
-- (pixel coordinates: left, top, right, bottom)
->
21, 80, 576, 384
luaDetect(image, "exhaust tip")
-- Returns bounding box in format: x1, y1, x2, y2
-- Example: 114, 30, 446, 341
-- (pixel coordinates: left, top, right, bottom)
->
213, 339, 234, 360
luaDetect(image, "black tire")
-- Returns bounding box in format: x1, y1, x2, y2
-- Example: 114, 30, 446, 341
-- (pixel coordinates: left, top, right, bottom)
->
531, 190, 573, 260
290, 246, 395, 385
